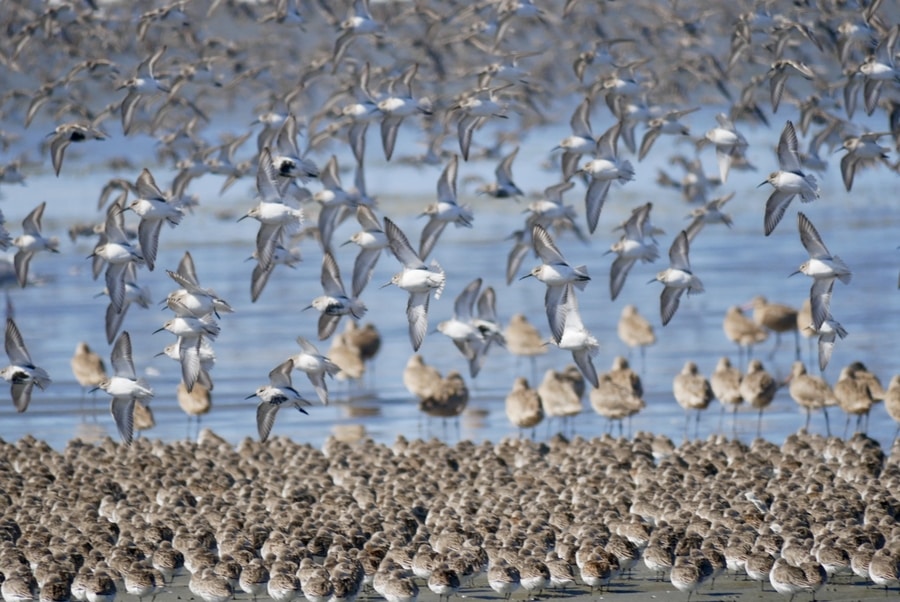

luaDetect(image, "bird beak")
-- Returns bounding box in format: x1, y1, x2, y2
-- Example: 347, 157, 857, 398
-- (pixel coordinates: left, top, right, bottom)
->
340, 239, 353, 247
788, 269, 801, 277
152, 326, 166, 334
646, 278, 657, 284
245, 393, 257, 400
297, 407, 309, 415
756, 180, 767, 188
380, 281, 393, 289
89, 386, 100, 393
518, 273, 533, 280
154, 351, 166, 357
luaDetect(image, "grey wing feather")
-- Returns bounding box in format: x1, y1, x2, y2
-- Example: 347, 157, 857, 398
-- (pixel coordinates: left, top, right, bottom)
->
256, 401, 279, 442
111, 331, 136, 379
110, 397, 135, 444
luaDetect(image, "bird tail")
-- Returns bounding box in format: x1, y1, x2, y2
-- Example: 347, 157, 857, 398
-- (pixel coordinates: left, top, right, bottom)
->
431, 260, 446, 300
832, 256, 851, 284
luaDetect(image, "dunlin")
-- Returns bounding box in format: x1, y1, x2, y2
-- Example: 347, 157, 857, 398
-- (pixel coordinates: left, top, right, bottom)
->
521, 224, 589, 344
247, 359, 311, 442
651, 231, 703, 327
306, 251, 367, 341
760, 121, 819, 236
13, 201, 59, 288
0, 318, 51, 413
383, 217, 446, 352
794, 212, 851, 331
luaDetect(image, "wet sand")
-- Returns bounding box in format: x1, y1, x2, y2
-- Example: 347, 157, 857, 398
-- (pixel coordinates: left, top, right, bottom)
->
151, 567, 893, 602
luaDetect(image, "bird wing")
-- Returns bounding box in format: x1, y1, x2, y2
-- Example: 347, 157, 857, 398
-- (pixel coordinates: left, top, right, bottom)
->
797, 212, 829, 259
268, 358, 296, 390
110, 397, 135, 444
531, 224, 566, 265
111, 331, 136, 379
384, 217, 425, 269
256, 401, 280, 442
668, 231, 691, 271
777, 120, 802, 172
407, 291, 430, 351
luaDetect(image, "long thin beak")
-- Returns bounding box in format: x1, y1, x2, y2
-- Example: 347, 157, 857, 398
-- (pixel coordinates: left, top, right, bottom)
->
788, 269, 802, 277
89, 386, 100, 393
518, 273, 533, 280
646, 277, 658, 284
340, 239, 353, 247
244, 393, 256, 400
380, 281, 393, 289
154, 351, 166, 357
152, 326, 166, 334
756, 180, 767, 188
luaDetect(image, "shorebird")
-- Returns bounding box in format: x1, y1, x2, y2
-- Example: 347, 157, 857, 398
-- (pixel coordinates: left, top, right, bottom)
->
521, 224, 589, 344
554, 283, 599, 388
127, 168, 184, 271
92, 198, 144, 315
306, 251, 367, 341
165, 251, 234, 319
247, 358, 311, 442
290, 337, 341, 405
885, 375, 900, 443
71, 341, 106, 414
270, 113, 319, 182
703, 113, 748, 183
92, 331, 154, 445
344, 205, 387, 299
651, 231, 703, 327
376, 63, 431, 162
673, 360, 713, 440
13, 201, 59, 288
787, 361, 836, 434
838, 130, 892, 192
606, 201, 659, 301
538, 365, 584, 435
617, 305, 655, 365
556, 97, 596, 181
419, 154, 473, 261
576, 122, 634, 233
793, 212, 851, 331
722, 305, 767, 365
118, 45, 170, 135
505, 376, 544, 437
710, 356, 742, 430
383, 217, 446, 352
746, 296, 800, 359
504, 313, 546, 379
739, 359, 777, 438
176, 381, 211, 440
436, 278, 488, 378
760, 121, 819, 236
47, 122, 107, 176
240, 148, 304, 273
638, 107, 698, 161
0, 318, 51, 413
476, 146, 523, 198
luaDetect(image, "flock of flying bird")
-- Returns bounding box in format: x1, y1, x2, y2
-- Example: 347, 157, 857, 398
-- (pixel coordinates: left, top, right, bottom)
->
0, 0, 897, 444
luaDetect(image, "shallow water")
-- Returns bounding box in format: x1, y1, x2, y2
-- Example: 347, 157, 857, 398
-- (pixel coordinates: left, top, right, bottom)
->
0, 104, 898, 453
